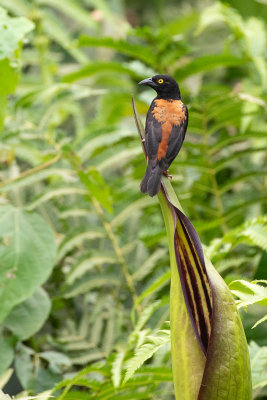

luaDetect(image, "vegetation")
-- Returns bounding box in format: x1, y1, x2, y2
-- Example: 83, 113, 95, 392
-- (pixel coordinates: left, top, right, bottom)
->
0, 0, 266, 399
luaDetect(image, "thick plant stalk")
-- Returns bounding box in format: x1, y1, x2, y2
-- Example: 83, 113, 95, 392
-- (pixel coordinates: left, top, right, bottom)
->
132, 96, 252, 400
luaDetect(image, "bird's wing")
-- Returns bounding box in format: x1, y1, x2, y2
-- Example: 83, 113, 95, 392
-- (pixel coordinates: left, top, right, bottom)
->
145, 107, 162, 167
164, 106, 188, 165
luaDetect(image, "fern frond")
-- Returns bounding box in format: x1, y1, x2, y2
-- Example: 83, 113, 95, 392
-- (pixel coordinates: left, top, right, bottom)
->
123, 329, 170, 383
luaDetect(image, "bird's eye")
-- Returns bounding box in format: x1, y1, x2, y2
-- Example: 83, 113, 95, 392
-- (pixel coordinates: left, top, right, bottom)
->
158, 79, 164, 84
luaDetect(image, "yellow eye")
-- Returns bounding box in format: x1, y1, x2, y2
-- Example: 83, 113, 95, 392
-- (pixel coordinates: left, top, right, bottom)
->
158, 79, 164, 84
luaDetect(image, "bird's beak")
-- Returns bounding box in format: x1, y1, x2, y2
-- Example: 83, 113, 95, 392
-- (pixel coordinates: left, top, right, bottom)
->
138, 77, 156, 88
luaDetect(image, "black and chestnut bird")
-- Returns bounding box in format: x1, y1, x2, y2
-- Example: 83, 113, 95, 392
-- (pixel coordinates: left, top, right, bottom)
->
138, 75, 188, 197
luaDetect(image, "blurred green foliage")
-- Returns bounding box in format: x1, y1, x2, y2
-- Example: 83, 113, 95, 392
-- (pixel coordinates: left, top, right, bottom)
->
0, 0, 266, 398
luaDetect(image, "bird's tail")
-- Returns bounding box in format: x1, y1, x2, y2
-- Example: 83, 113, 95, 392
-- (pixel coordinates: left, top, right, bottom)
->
140, 162, 162, 197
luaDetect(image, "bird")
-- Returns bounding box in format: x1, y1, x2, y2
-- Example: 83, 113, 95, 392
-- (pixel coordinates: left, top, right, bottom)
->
138, 74, 188, 197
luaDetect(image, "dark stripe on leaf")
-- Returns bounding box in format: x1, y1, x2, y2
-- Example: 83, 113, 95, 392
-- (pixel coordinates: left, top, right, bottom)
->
175, 230, 200, 332
180, 217, 212, 320
173, 209, 213, 355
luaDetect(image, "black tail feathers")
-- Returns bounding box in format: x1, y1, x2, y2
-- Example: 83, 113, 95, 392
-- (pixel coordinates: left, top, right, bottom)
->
140, 162, 162, 197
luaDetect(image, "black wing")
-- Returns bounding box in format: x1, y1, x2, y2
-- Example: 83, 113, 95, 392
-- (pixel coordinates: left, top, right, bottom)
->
145, 103, 162, 167
161, 106, 188, 169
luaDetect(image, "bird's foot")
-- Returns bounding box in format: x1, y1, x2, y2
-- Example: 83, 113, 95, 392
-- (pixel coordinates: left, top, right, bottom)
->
163, 170, 172, 179
141, 138, 145, 143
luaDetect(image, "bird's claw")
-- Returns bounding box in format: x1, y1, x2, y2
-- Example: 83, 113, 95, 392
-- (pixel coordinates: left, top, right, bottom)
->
163, 170, 172, 179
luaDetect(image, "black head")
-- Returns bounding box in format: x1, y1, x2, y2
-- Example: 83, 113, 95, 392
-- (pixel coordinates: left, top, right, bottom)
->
138, 74, 181, 99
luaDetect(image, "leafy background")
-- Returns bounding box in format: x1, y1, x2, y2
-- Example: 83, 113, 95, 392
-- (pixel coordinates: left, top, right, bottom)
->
0, 0, 266, 399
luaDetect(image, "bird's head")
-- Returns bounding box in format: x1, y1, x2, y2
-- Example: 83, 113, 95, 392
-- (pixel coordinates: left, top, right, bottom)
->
138, 74, 181, 99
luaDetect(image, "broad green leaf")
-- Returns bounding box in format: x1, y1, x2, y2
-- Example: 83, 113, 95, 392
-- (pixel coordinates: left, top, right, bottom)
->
249, 341, 267, 391
0, 334, 14, 375
0, 205, 56, 323
15, 344, 61, 392
0, 7, 33, 129
0, 6, 34, 60
0, 369, 13, 390
4, 287, 51, 340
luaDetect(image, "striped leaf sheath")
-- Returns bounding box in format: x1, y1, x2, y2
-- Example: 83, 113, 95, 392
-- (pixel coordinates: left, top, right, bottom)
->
174, 208, 212, 355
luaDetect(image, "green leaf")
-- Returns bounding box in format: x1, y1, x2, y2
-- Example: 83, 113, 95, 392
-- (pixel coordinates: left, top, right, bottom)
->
39, 351, 71, 374
123, 330, 170, 384
0, 59, 18, 129
0, 59, 18, 96
26, 187, 87, 211
133, 248, 166, 282
0, 205, 56, 323
111, 197, 157, 229
111, 351, 125, 388
0, 369, 13, 390
66, 256, 116, 284
230, 280, 267, 309
249, 341, 267, 390
42, 12, 87, 63
77, 168, 113, 214
137, 271, 171, 304
57, 231, 105, 261
0, 6, 33, 128
15, 343, 60, 392
79, 35, 156, 67
252, 314, 267, 329
132, 301, 163, 335
4, 287, 51, 340
36, 0, 96, 29
174, 54, 248, 81
63, 61, 139, 83
0, 168, 75, 193
0, 6, 34, 60
63, 275, 120, 298
0, 334, 14, 375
